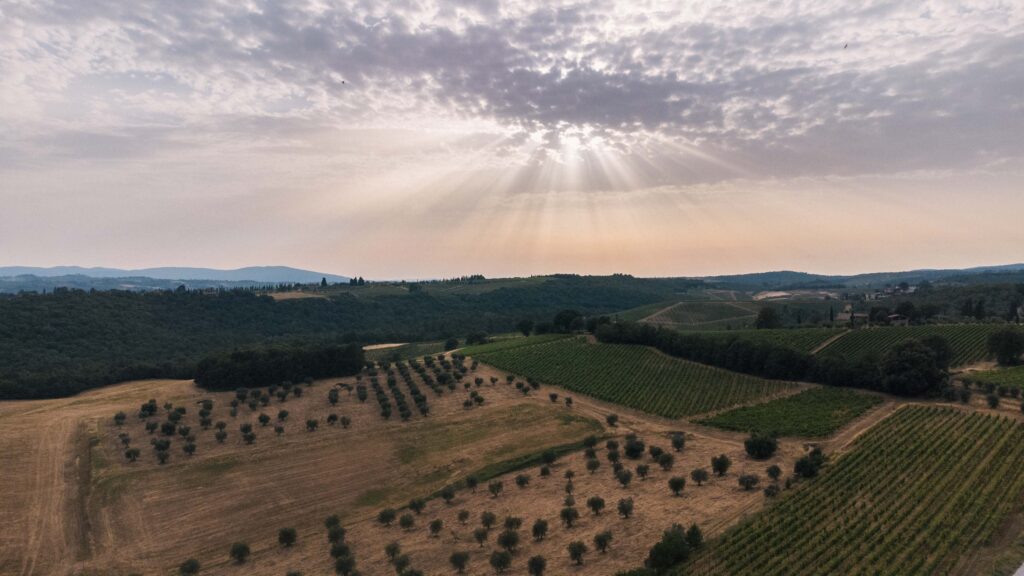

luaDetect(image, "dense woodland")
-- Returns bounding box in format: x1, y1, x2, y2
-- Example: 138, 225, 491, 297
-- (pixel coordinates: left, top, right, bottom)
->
0, 275, 693, 399
193, 343, 364, 390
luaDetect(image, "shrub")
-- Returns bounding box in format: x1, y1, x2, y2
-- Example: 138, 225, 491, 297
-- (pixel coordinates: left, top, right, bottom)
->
473, 527, 489, 547
334, 554, 356, 575
497, 529, 520, 553
711, 454, 732, 477
586, 459, 600, 474
624, 438, 645, 459
764, 484, 781, 498
657, 452, 674, 471
528, 555, 546, 576
327, 526, 346, 544
532, 518, 549, 541
399, 514, 414, 530
489, 550, 512, 573
504, 516, 523, 531
515, 474, 530, 488
560, 506, 580, 527
450, 551, 470, 574
767, 464, 782, 481
377, 508, 396, 526
409, 498, 426, 514
587, 495, 605, 515
987, 393, 1000, 409
429, 518, 444, 537
669, 476, 686, 496
606, 413, 619, 427
229, 542, 250, 563
738, 474, 760, 491
594, 530, 613, 553
989, 328, 1024, 365
178, 558, 200, 575
278, 527, 297, 547
481, 511, 497, 530
384, 541, 401, 561
488, 480, 504, 498
618, 497, 634, 518
617, 469, 634, 487
541, 449, 558, 464
794, 447, 827, 478
458, 510, 470, 524
686, 523, 704, 549
645, 525, 689, 571
744, 433, 778, 460
568, 541, 588, 565
671, 433, 685, 452
692, 468, 709, 486
441, 486, 456, 504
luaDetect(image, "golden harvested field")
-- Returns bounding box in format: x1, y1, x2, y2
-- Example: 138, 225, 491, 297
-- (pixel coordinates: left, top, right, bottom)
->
0, 361, 810, 576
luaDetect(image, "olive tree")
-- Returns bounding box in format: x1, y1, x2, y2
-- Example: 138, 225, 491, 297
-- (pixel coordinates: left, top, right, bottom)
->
568, 541, 588, 565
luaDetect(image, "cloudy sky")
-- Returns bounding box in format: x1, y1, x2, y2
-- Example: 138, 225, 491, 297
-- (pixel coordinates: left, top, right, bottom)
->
1, 0, 1022, 278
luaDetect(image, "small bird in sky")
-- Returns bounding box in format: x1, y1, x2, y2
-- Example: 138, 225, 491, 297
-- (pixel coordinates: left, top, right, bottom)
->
844, 43, 848, 49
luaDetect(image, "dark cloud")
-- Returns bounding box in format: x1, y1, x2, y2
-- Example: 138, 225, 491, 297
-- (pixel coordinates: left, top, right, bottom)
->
2, 0, 1023, 186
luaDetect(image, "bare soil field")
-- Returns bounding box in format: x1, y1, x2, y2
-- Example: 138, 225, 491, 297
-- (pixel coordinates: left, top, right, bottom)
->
0, 361, 812, 576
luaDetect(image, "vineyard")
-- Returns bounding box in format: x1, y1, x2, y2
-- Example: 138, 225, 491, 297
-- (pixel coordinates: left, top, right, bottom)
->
459, 333, 570, 356
698, 386, 884, 437
697, 328, 847, 353
817, 324, 1011, 366
961, 365, 1024, 390
471, 337, 797, 418
687, 406, 1024, 576
646, 301, 759, 329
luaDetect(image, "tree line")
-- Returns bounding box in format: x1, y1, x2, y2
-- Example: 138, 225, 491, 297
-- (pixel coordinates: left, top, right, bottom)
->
0, 275, 684, 399
594, 321, 1006, 397
194, 344, 364, 390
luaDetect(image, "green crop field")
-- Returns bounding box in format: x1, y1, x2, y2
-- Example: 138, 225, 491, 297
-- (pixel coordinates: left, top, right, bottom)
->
687, 406, 1024, 576
961, 365, 1024, 390
697, 328, 847, 353
818, 324, 1012, 366
471, 336, 797, 418
459, 333, 570, 356
698, 386, 884, 437
653, 301, 760, 326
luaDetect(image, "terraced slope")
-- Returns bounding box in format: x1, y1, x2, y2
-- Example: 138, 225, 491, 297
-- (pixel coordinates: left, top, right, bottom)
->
687, 406, 1024, 576
699, 386, 884, 437
471, 337, 797, 418
818, 324, 1013, 366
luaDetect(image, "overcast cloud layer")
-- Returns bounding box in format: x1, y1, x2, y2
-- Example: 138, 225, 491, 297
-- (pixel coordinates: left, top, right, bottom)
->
1, 0, 1023, 277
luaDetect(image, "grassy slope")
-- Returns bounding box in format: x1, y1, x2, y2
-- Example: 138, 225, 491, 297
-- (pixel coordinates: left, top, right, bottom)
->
471, 337, 797, 418
698, 386, 884, 437
961, 365, 1024, 389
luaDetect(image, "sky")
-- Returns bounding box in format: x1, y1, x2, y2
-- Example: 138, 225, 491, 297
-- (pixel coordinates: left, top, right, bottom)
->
1, 0, 1023, 279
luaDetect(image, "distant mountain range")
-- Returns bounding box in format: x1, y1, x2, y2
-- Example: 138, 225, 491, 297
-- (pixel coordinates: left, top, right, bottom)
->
0, 266, 349, 284
2, 262, 1023, 295
703, 263, 1024, 289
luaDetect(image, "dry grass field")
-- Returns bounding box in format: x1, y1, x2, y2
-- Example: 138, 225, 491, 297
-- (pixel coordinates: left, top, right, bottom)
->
0, 358, 813, 576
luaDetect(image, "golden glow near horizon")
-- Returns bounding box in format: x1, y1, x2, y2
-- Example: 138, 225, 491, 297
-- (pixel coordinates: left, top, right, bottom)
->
1, 1, 1023, 277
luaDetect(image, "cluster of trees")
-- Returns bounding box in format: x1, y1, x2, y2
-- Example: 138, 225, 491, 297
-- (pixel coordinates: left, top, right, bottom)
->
194, 344, 364, 391
0, 275, 690, 398
596, 321, 955, 397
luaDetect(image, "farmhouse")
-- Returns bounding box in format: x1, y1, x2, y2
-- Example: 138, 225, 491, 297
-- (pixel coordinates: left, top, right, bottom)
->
887, 314, 910, 327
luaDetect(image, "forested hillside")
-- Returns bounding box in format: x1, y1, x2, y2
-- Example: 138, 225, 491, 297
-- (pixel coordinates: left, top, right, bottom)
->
0, 275, 694, 399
